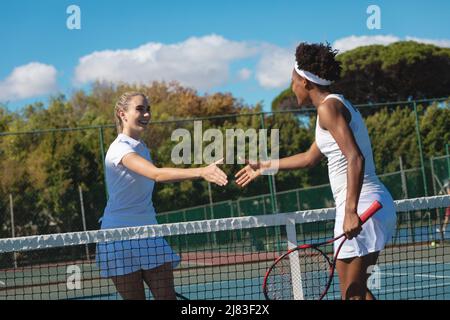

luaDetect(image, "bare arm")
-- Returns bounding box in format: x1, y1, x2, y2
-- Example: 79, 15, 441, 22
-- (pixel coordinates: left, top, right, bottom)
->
277, 141, 324, 170
317, 100, 365, 239
235, 142, 324, 187
121, 153, 228, 186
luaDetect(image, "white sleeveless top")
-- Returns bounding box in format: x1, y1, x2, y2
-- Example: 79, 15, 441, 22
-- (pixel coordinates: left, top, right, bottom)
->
315, 94, 382, 207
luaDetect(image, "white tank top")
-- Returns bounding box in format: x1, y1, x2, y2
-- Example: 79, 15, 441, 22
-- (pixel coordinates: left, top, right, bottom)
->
315, 94, 381, 206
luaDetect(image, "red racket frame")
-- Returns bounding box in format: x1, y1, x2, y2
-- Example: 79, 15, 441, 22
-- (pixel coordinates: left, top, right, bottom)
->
263, 200, 383, 300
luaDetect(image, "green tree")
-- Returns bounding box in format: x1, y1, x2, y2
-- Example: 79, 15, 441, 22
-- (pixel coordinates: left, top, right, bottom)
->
272, 41, 450, 107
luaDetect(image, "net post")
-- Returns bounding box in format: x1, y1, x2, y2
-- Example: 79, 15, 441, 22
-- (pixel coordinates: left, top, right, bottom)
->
286, 217, 304, 300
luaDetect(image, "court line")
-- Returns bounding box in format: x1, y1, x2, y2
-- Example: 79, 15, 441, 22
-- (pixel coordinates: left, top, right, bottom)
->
372, 281, 450, 294
408, 260, 450, 266
381, 272, 450, 279
383, 260, 448, 265
329, 281, 450, 299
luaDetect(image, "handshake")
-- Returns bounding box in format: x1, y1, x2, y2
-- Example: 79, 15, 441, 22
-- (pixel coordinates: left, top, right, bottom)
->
199, 158, 273, 188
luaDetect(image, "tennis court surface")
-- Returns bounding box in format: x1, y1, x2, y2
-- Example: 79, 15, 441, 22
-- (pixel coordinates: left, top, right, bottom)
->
1, 195, 449, 300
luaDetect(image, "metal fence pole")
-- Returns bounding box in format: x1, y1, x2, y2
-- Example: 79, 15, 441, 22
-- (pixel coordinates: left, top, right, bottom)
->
296, 189, 301, 211
99, 127, 108, 200
78, 185, 91, 261
9, 194, 17, 268
430, 157, 437, 196
259, 113, 282, 252
207, 182, 217, 245
412, 100, 428, 196
446, 143, 450, 182
237, 199, 242, 217
259, 113, 277, 214
399, 156, 409, 199
430, 158, 444, 243
271, 175, 279, 213
398, 157, 415, 243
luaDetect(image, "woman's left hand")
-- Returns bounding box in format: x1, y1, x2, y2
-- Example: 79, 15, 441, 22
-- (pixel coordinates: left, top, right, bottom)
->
343, 210, 362, 240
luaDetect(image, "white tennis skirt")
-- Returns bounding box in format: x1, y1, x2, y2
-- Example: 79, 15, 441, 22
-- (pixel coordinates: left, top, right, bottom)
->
96, 237, 181, 277
333, 184, 397, 260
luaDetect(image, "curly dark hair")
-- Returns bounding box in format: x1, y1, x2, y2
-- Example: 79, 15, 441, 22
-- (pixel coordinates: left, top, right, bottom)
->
295, 42, 341, 83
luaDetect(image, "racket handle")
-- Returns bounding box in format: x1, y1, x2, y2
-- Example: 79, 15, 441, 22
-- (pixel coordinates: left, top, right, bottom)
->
359, 200, 383, 224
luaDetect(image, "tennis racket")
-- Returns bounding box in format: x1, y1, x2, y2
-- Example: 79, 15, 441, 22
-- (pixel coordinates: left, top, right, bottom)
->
263, 200, 382, 300
176, 292, 189, 300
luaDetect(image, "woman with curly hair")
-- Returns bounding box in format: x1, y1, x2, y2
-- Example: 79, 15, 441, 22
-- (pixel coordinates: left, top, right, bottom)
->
236, 43, 396, 300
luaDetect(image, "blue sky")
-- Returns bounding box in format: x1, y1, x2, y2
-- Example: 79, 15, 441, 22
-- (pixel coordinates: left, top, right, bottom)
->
1, 0, 449, 112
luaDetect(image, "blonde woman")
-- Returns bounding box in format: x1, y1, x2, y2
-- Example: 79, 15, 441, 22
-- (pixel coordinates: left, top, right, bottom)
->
96, 92, 228, 300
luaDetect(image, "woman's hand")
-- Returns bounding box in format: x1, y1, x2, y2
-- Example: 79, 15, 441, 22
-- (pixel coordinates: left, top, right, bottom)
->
200, 158, 228, 186
235, 160, 271, 187
343, 209, 362, 240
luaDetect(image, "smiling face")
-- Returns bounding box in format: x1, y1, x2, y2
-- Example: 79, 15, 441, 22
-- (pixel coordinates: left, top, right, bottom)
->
117, 94, 151, 138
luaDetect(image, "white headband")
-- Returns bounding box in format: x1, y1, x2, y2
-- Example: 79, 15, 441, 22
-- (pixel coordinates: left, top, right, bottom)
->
294, 62, 333, 86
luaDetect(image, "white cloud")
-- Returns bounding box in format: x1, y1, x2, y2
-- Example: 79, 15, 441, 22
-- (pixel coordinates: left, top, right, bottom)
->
2, 34, 448, 104
332, 35, 400, 53
74, 33, 450, 95
333, 35, 450, 53
74, 34, 296, 91
237, 68, 252, 81
0, 62, 58, 101
255, 45, 293, 89
405, 36, 450, 48
74, 35, 258, 91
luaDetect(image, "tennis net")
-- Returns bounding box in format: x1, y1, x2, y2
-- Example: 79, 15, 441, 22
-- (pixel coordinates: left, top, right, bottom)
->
1, 195, 449, 300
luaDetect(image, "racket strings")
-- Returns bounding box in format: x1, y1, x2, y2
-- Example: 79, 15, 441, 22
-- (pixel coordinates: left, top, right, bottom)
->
297, 247, 331, 299
266, 247, 331, 300
265, 257, 294, 300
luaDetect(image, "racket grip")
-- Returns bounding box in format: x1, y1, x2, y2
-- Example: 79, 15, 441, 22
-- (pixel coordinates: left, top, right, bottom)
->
359, 200, 383, 224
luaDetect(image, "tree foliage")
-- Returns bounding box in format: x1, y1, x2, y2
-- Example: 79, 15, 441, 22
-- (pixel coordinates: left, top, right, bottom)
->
272, 41, 450, 108
1, 42, 449, 237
